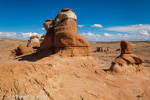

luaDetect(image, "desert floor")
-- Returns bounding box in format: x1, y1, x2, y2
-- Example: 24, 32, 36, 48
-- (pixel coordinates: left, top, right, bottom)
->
0, 37, 150, 100
1, 37, 150, 69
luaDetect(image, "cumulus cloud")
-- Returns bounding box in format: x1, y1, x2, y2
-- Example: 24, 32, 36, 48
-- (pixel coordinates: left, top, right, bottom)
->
139, 30, 149, 36
0, 32, 17, 37
80, 31, 150, 41
41, 28, 45, 30
78, 25, 85, 28
104, 33, 113, 37
91, 24, 103, 28
21, 32, 42, 39
104, 24, 150, 34
0, 32, 44, 40
81, 31, 102, 41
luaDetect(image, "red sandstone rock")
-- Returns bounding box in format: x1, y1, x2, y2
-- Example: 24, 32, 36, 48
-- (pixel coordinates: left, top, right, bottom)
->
43, 19, 54, 31
121, 40, 132, 54
61, 8, 73, 12
38, 27, 55, 57
53, 8, 92, 56
30, 35, 39, 39
10, 44, 29, 56
41, 34, 46, 38
109, 40, 144, 74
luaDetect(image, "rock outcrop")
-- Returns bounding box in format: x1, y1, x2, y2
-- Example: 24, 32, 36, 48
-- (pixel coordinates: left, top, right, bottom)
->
10, 44, 30, 56
38, 8, 92, 57
38, 19, 55, 57
27, 35, 40, 49
54, 8, 91, 56
109, 40, 144, 74
40, 34, 46, 43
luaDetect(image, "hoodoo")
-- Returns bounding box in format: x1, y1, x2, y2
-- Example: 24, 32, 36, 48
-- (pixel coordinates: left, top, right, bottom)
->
109, 40, 144, 73
39, 8, 92, 57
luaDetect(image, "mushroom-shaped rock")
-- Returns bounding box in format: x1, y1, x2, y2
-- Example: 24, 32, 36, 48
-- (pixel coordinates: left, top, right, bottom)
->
43, 19, 54, 31
37, 19, 55, 57
54, 8, 91, 57
109, 40, 144, 74
27, 35, 40, 48
121, 40, 132, 54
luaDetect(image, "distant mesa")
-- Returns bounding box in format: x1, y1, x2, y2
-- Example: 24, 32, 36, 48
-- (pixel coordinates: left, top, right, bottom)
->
109, 40, 144, 74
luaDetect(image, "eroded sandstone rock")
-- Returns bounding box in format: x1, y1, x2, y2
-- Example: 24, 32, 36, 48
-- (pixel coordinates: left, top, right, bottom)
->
10, 44, 30, 56
109, 40, 144, 74
27, 35, 40, 48
40, 34, 46, 43
53, 8, 91, 56
38, 19, 55, 57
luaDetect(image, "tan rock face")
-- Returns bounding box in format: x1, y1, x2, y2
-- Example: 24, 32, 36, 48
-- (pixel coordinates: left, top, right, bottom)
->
38, 27, 55, 57
30, 35, 39, 39
43, 19, 55, 31
40, 34, 46, 43
55, 8, 77, 26
10, 44, 29, 56
38, 8, 92, 57
109, 40, 144, 74
54, 19, 77, 47
121, 40, 132, 54
27, 35, 40, 49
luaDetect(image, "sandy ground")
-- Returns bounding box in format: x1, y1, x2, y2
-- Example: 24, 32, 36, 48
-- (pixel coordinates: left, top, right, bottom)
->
0, 37, 150, 100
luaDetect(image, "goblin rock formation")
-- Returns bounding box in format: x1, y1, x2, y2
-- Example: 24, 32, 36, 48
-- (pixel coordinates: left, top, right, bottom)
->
109, 40, 144, 73
10, 44, 30, 56
27, 35, 40, 48
39, 8, 92, 57
38, 19, 55, 57
40, 34, 46, 43
10, 35, 41, 56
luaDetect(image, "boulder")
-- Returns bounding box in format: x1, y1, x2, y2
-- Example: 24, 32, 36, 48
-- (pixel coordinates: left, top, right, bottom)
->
121, 40, 132, 54
109, 40, 144, 74
10, 44, 30, 56
27, 35, 40, 48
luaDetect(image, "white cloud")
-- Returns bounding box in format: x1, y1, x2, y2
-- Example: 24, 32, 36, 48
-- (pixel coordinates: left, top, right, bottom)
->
80, 31, 150, 41
41, 28, 45, 30
91, 24, 103, 28
0, 32, 17, 37
139, 30, 149, 36
104, 33, 113, 37
21, 32, 42, 39
104, 24, 150, 34
78, 25, 85, 28
81, 31, 102, 41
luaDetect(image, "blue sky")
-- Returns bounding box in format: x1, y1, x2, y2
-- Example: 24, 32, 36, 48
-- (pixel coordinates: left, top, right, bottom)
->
0, 0, 150, 41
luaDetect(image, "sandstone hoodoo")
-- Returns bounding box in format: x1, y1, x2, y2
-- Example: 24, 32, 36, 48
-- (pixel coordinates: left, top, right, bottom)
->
10, 44, 30, 56
54, 8, 92, 56
38, 8, 92, 57
10, 35, 41, 56
109, 40, 144, 73
38, 19, 55, 57
40, 34, 46, 43
27, 35, 40, 48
